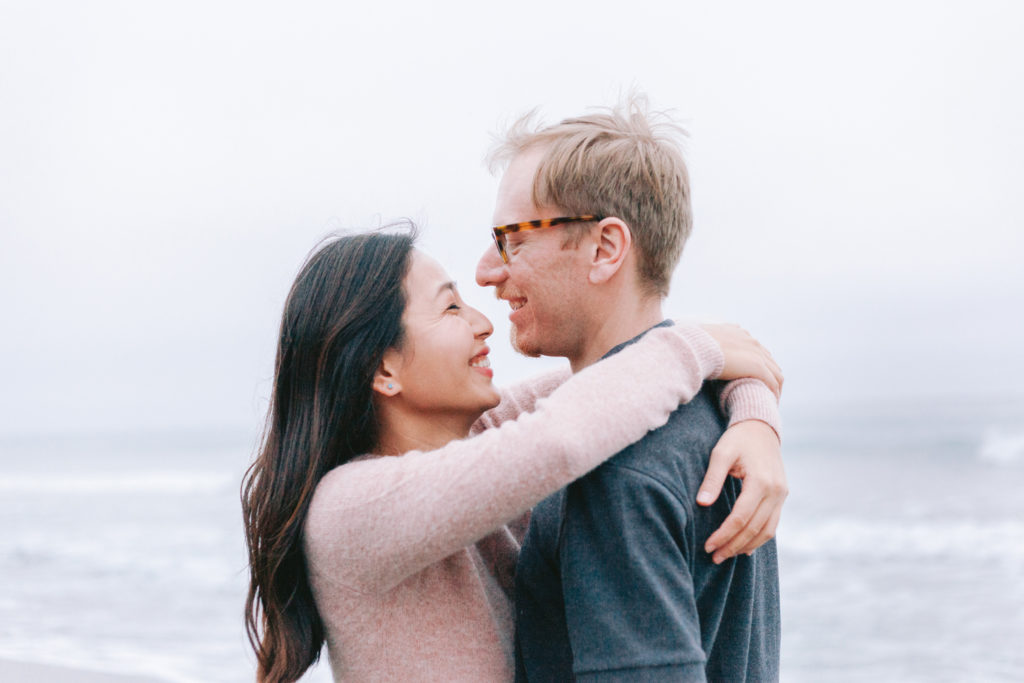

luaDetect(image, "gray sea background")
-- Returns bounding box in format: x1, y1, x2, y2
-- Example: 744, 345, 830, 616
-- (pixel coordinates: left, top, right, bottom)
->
1, 393, 1022, 682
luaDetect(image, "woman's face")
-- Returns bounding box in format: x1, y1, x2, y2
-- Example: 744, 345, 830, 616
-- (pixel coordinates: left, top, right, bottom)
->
386, 250, 501, 418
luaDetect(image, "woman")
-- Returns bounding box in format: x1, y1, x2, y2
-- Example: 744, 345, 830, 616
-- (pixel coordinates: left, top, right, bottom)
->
242, 228, 781, 682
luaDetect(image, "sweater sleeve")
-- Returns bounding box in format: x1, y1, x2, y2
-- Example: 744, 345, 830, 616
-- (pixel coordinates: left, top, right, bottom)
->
720, 378, 782, 440
303, 324, 724, 594
472, 360, 781, 440
469, 366, 572, 435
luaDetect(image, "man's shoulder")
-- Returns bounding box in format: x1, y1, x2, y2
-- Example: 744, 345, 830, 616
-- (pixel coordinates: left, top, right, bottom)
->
593, 383, 726, 490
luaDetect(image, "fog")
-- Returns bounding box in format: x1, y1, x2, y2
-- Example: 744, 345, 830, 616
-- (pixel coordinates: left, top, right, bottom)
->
2, 0, 1022, 437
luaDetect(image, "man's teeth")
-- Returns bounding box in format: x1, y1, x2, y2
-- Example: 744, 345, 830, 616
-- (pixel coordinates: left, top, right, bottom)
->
470, 356, 491, 369
509, 300, 524, 311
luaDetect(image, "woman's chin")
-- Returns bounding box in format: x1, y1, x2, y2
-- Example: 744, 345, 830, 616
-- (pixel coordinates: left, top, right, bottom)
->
474, 391, 503, 416
485, 388, 503, 409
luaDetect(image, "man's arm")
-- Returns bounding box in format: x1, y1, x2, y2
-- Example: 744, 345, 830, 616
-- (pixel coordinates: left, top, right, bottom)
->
560, 465, 707, 682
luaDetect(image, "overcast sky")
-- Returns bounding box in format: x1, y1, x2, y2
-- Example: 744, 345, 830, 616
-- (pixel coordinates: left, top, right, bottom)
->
1, 1, 1022, 437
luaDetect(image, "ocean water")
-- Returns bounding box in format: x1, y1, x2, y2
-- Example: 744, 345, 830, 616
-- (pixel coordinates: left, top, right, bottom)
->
1, 396, 1022, 682
779, 395, 1024, 682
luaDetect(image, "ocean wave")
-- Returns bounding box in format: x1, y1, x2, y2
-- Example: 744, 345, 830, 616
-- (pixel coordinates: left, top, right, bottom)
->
3, 526, 248, 594
978, 430, 1024, 464
783, 517, 1024, 560
0, 471, 234, 494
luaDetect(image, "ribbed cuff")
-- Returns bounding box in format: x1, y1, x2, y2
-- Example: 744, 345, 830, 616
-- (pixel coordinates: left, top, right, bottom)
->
720, 378, 782, 440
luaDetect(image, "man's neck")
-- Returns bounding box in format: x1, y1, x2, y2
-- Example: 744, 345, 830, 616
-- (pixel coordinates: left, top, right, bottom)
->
568, 295, 665, 374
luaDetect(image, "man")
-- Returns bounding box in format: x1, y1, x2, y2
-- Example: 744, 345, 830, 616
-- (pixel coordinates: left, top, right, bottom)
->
475, 97, 784, 681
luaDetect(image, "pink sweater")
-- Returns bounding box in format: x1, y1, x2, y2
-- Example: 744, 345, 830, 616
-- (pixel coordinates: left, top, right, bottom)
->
303, 324, 780, 682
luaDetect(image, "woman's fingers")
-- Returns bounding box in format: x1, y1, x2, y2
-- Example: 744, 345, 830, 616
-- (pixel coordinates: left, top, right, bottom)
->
710, 494, 770, 564
703, 323, 783, 397
739, 505, 783, 557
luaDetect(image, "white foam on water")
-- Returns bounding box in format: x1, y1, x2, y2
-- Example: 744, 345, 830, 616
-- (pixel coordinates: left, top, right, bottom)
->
783, 517, 1024, 561
978, 429, 1024, 464
0, 471, 234, 494
3, 522, 246, 592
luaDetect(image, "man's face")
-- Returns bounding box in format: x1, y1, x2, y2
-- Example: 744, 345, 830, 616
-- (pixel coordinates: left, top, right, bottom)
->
475, 147, 591, 361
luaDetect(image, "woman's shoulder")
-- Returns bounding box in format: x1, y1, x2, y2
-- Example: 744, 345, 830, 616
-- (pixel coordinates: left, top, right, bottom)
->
306, 452, 438, 530
303, 455, 383, 563
309, 454, 380, 506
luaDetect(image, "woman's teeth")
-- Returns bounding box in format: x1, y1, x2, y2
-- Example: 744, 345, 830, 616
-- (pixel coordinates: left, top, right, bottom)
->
470, 356, 491, 368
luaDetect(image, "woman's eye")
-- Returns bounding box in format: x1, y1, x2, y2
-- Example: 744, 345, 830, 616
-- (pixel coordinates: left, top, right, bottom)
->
446, 303, 461, 312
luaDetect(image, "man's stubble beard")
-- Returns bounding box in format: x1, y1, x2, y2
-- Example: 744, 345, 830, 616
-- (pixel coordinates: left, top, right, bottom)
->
509, 324, 541, 359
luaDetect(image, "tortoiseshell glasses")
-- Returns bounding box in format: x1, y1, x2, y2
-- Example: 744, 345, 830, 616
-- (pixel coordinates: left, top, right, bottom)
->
490, 215, 604, 264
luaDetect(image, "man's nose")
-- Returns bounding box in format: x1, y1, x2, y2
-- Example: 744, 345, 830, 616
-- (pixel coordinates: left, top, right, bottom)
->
475, 244, 508, 288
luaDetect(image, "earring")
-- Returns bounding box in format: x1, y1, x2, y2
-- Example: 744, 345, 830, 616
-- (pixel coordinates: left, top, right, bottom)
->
387, 383, 394, 390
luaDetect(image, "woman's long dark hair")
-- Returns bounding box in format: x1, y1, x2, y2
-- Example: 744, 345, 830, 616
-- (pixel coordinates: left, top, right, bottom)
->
241, 227, 417, 682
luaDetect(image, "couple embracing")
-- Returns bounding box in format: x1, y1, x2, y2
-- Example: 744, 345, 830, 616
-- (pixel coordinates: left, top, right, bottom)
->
243, 95, 785, 682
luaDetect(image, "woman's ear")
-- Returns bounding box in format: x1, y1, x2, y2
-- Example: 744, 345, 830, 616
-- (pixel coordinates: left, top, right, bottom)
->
588, 217, 632, 284
372, 349, 402, 397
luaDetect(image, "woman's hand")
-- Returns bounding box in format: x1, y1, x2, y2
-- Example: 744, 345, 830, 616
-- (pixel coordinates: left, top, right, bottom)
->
698, 420, 787, 563
701, 323, 783, 398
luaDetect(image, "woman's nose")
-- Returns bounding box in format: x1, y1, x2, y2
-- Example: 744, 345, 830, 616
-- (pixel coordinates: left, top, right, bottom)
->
469, 305, 493, 340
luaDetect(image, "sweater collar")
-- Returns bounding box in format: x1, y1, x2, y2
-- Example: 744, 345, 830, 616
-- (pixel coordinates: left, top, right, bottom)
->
599, 319, 674, 361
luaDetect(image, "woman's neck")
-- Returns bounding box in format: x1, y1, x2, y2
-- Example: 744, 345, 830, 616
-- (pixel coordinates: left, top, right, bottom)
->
374, 410, 478, 456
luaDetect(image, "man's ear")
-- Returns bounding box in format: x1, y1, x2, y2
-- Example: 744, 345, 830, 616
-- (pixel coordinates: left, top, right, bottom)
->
372, 349, 402, 397
588, 217, 632, 284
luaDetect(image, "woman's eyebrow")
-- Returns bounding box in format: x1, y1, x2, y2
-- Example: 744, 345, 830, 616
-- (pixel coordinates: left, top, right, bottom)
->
434, 281, 457, 299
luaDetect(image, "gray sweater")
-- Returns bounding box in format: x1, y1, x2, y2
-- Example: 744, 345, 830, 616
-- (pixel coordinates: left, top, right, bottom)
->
515, 323, 781, 682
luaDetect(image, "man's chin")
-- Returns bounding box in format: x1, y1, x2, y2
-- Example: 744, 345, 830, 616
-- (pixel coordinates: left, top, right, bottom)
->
510, 328, 541, 359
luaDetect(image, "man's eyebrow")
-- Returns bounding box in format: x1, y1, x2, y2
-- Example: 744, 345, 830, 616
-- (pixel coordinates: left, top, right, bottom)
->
435, 281, 457, 298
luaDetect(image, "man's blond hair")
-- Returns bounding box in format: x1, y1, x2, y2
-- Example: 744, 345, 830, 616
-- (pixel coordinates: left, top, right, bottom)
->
488, 94, 691, 297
